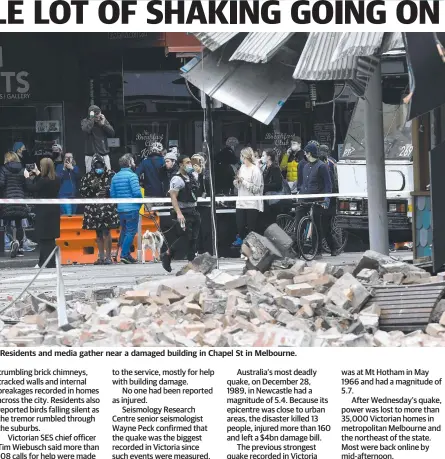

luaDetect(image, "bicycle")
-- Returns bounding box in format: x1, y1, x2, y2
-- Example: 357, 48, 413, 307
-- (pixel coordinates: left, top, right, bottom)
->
276, 205, 348, 261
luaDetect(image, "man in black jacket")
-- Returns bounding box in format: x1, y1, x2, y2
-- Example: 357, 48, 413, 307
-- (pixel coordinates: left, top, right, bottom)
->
81, 105, 115, 173
294, 142, 339, 257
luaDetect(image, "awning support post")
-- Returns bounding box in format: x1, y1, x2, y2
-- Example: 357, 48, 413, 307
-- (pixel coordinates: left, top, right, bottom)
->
204, 95, 220, 266
364, 60, 389, 255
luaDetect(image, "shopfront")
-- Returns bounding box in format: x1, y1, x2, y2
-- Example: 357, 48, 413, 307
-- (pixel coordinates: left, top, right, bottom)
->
0, 32, 344, 171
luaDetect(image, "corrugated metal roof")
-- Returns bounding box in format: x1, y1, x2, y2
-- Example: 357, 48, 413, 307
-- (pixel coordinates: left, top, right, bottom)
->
193, 33, 238, 52
370, 282, 445, 333
333, 32, 405, 61
332, 32, 385, 61
381, 32, 405, 53
229, 32, 295, 64
293, 32, 357, 81
181, 50, 296, 125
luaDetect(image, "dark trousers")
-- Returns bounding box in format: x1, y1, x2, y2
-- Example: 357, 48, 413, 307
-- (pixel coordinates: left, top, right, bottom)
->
39, 239, 56, 268
293, 204, 337, 253
170, 208, 201, 261
236, 208, 259, 240
197, 206, 213, 255
262, 204, 281, 233
5, 219, 24, 245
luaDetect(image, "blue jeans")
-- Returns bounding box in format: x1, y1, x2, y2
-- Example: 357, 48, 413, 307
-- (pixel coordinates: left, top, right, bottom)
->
61, 204, 77, 215
118, 210, 139, 258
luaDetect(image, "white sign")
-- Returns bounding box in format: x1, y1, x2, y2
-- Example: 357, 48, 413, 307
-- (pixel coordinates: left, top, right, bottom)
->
0, 46, 30, 100
107, 138, 120, 148
36, 120, 60, 133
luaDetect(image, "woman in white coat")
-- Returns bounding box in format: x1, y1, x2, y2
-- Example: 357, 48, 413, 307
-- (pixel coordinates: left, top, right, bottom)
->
233, 147, 264, 246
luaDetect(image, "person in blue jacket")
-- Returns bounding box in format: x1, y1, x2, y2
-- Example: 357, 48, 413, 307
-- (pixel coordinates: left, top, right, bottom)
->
110, 154, 142, 264
55, 152, 81, 215
136, 142, 165, 198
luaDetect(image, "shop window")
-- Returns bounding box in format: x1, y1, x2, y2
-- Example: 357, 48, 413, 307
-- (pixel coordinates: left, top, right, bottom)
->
127, 121, 180, 161
123, 71, 199, 114
0, 103, 63, 161
256, 118, 302, 152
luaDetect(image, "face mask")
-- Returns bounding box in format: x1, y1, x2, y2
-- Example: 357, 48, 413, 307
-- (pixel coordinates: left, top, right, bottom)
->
240, 158, 244, 165
307, 154, 317, 163
185, 165, 194, 174
95, 168, 104, 175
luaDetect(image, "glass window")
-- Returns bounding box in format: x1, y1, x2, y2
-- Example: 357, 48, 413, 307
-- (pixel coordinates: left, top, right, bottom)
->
123, 71, 199, 114
342, 99, 413, 161
256, 118, 302, 152
0, 103, 64, 160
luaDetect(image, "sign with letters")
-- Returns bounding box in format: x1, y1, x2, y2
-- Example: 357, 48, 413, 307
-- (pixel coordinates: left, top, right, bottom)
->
0, 46, 31, 101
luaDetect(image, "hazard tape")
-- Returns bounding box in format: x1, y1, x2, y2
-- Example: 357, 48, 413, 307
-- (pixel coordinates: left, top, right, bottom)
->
0, 191, 412, 205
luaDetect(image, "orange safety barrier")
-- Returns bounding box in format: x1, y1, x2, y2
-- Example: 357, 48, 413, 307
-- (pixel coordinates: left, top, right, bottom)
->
56, 212, 160, 265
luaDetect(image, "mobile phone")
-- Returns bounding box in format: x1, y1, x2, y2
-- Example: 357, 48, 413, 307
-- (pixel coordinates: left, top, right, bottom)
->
89, 111, 95, 119
26, 163, 36, 172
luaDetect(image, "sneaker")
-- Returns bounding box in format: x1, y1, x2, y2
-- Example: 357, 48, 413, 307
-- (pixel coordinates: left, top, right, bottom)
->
17, 249, 25, 257
24, 238, 38, 247
232, 236, 243, 248
21, 244, 36, 252
94, 259, 104, 265
161, 252, 172, 273
103, 258, 112, 265
10, 241, 19, 258
120, 256, 137, 265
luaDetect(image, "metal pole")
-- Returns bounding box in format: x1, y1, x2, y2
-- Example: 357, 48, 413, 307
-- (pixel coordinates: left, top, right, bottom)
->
205, 95, 220, 266
364, 61, 389, 255
137, 214, 143, 263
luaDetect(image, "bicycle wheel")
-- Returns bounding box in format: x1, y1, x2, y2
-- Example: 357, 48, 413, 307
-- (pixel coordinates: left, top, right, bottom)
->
297, 216, 319, 261
322, 216, 349, 254
276, 214, 296, 238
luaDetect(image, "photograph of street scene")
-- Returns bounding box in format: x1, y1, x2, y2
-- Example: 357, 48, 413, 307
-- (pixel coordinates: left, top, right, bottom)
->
0, 31, 444, 348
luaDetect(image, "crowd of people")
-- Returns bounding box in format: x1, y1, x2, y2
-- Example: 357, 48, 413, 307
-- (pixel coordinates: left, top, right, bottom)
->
0, 104, 340, 270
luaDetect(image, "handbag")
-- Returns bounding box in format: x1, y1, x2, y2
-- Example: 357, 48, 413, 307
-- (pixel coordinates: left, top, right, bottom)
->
265, 176, 291, 206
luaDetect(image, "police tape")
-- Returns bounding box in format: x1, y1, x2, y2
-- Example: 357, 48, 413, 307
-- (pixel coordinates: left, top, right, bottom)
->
0, 191, 412, 205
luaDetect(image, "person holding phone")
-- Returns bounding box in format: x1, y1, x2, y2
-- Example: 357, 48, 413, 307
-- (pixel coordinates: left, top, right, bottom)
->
24, 159, 61, 268
0, 152, 29, 258
55, 152, 80, 215
81, 105, 114, 173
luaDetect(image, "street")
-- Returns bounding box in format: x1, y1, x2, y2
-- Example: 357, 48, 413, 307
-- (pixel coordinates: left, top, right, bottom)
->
0, 251, 413, 303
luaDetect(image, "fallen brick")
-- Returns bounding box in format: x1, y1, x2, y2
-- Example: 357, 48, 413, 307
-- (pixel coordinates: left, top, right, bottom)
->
383, 273, 404, 285
275, 296, 301, 314
300, 293, 326, 308
425, 323, 445, 337
285, 283, 314, 297
327, 273, 371, 312
357, 269, 379, 284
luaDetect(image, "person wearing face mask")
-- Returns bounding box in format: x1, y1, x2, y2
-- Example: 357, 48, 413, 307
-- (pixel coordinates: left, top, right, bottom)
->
110, 154, 143, 264
293, 142, 339, 257
280, 136, 301, 188
191, 153, 212, 255
262, 149, 285, 230
232, 147, 264, 250
56, 152, 80, 215
80, 154, 119, 265
160, 151, 179, 195
160, 155, 201, 272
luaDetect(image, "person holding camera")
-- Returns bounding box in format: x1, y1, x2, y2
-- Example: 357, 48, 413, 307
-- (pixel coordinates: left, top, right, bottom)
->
24, 159, 61, 268
55, 152, 80, 215
81, 105, 114, 173
80, 154, 119, 265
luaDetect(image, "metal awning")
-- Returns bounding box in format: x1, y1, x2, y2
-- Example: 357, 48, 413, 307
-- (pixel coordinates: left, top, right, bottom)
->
181, 40, 298, 125
293, 33, 358, 81
193, 33, 238, 52
292, 32, 404, 95
229, 32, 295, 63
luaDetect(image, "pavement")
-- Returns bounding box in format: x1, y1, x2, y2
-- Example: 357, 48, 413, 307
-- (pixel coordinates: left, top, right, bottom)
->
0, 251, 414, 304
